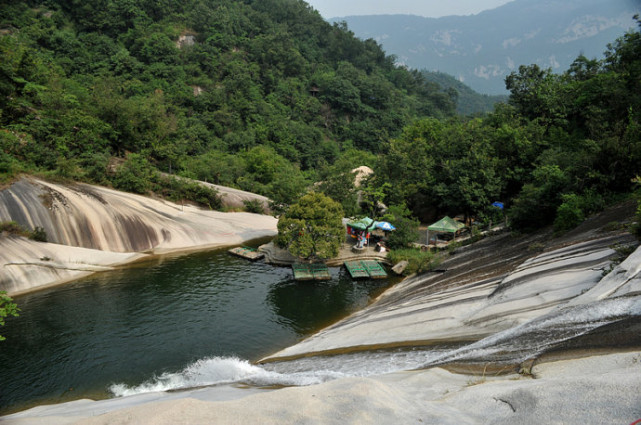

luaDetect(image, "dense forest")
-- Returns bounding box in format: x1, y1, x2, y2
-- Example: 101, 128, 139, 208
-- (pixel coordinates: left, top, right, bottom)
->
0, 0, 455, 208
421, 71, 507, 116
1, 1, 640, 235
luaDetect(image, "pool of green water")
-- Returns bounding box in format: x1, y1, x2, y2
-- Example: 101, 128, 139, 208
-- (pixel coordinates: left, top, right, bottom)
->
0, 243, 393, 414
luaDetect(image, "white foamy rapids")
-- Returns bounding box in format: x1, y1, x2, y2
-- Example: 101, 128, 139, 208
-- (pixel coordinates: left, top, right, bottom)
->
110, 297, 641, 398
109, 356, 347, 397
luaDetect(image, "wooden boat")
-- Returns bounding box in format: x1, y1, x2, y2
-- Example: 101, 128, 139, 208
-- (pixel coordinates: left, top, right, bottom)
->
228, 246, 265, 261
292, 263, 331, 281
345, 260, 388, 279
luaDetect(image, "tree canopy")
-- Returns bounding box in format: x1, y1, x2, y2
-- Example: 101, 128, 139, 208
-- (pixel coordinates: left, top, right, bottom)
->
377, 16, 641, 230
0, 291, 19, 341
276, 192, 344, 260
0, 0, 455, 208
1, 2, 639, 235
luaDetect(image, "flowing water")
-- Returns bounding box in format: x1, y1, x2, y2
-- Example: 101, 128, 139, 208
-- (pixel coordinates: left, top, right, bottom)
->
0, 243, 394, 414
3, 241, 641, 416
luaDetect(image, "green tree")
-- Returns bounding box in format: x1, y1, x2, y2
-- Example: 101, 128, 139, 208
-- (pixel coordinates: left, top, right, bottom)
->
276, 192, 344, 260
111, 153, 156, 194
381, 204, 419, 249
0, 291, 19, 341
553, 193, 585, 232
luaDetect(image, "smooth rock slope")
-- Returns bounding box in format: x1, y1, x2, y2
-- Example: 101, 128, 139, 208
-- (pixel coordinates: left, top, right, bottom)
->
0, 177, 277, 295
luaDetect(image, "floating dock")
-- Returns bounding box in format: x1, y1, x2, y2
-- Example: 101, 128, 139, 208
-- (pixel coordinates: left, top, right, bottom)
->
228, 246, 265, 261
292, 263, 331, 281
345, 260, 388, 279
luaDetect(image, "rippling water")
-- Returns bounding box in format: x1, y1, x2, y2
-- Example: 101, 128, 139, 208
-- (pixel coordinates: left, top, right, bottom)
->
4, 242, 640, 416
0, 244, 393, 414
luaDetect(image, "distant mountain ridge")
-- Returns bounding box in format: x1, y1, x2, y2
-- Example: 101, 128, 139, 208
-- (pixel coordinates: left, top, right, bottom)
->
332, 0, 640, 94
422, 71, 508, 115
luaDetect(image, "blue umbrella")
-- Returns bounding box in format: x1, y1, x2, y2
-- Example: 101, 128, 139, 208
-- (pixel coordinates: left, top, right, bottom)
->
375, 221, 396, 231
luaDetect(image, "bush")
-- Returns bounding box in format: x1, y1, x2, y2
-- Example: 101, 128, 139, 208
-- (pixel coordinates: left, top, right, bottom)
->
111, 154, 156, 194
158, 176, 222, 210
0, 222, 47, 241
381, 204, 420, 249
276, 192, 344, 260
554, 193, 585, 232
181, 183, 222, 210
387, 248, 439, 275
30, 226, 47, 242
243, 199, 265, 214
0, 221, 29, 237
553, 191, 606, 233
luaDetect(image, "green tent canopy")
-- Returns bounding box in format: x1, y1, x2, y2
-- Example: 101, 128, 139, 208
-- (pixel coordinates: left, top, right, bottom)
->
427, 216, 465, 233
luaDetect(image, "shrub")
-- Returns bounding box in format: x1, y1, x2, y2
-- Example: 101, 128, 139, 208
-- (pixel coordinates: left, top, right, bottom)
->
181, 182, 222, 210
381, 204, 420, 249
554, 193, 585, 232
387, 248, 439, 275
276, 192, 344, 260
0, 222, 47, 241
243, 199, 265, 214
0, 221, 29, 237
0, 290, 19, 341
111, 154, 156, 194
158, 176, 223, 210
30, 226, 47, 242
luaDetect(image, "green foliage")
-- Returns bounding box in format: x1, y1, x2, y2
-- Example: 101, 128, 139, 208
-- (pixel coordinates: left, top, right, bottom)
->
316, 170, 359, 217
632, 202, 641, 239
111, 154, 156, 194
381, 204, 420, 249
422, 71, 507, 116
0, 0, 456, 206
0, 3, 640, 235
553, 194, 585, 232
243, 199, 265, 214
387, 248, 438, 275
0, 221, 30, 237
359, 179, 390, 219
508, 165, 569, 231
0, 221, 46, 241
276, 192, 344, 260
381, 117, 501, 221
156, 176, 223, 210
30, 226, 47, 242
0, 291, 19, 341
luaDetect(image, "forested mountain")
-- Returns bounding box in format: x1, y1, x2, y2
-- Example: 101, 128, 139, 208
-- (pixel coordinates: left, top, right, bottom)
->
0, 0, 455, 207
333, 0, 640, 94
422, 71, 507, 116
1, 0, 640, 237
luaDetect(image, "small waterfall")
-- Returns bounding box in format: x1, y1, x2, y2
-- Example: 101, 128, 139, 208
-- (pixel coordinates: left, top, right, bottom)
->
109, 293, 641, 399
109, 356, 347, 397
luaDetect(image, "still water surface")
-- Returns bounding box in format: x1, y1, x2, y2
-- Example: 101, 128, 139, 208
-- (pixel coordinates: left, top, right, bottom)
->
0, 244, 393, 413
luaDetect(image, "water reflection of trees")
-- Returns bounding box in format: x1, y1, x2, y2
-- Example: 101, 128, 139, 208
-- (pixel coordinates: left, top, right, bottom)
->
266, 268, 390, 336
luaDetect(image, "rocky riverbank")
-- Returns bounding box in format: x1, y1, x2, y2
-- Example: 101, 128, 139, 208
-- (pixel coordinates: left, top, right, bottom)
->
2, 181, 640, 424
0, 177, 278, 295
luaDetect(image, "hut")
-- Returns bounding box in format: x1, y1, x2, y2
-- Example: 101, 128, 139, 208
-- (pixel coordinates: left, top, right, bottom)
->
426, 216, 466, 245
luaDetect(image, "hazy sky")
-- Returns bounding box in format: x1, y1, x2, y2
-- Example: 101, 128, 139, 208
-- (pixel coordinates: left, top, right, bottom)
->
305, 0, 515, 19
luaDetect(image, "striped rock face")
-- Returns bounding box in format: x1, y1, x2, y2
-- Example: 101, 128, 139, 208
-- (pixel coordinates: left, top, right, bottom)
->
262, 233, 640, 365
0, 177, 277, 294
